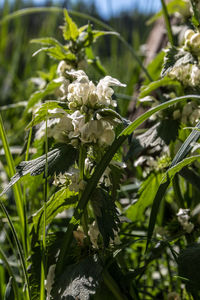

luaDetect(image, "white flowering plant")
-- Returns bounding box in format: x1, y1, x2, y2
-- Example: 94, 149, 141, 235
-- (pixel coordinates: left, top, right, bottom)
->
3, 2, 200, 300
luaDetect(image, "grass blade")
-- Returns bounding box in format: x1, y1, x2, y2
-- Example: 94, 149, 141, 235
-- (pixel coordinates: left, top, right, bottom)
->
0, 114, 25, 242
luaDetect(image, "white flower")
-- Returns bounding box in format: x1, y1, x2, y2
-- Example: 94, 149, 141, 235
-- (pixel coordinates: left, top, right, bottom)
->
96, 76, 126, 107
177, 208, 194, 233
57, 60, 70, 76
80, 119, 115, 146
184, 29, 195, 41
66, 70, 126, 109
191, 64, 200, 86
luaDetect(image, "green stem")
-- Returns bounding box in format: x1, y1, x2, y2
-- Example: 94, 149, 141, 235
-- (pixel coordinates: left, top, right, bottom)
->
0, 114, 25, 249
160, 0, 174, 45
23, 127, 32, 257
0, 201, 31, 299
172, 174, 185, 208
40, 119, 48, 300
0, 247, 19, 300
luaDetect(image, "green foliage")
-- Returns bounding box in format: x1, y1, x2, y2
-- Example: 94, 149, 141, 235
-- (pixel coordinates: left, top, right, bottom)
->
1, 144, 77, 196
3, 2, 200, 300
31, 188, 78, 237
140, 77, 183, 98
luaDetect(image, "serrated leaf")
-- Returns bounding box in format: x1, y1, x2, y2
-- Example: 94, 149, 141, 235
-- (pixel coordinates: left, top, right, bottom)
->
25, 80, 62, 113
92, 188, 119, 247
140, 77, 182, 98
0, 144, 77, 196
161, 47, 196, 77
109, 163, 124, 201
26, 101, 68, 129
51, 256, 102, 300
31, 188, 78, 236
62, 9, 79, 41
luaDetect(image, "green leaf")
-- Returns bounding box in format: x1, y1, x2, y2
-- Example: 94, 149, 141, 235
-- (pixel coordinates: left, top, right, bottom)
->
33, 46, 76, 61
94, 108, 129, 126
126, 173, 162, 222
62, 9, 79, 41
31, 37, 63, 47
52, 256, 103, 300
26, 101, 68, 129
140, 77, 182, 98
0, 144, 77, 196
92, 188, 119, 247
25, 80, 62, 113
144, 51, 165, 84
31, 188, 78, 236
161, 47, 196, 77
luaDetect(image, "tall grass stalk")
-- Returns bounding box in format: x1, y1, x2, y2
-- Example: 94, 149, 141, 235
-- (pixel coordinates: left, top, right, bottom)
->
0, 247, 19, 300
160, 0, 174, 45
40, 118, 48, 300
0, 114, 26, 249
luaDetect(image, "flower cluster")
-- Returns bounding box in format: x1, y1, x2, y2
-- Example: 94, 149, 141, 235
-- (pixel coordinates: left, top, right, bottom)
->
39, 69, 126, 148
168, 30, 200, 87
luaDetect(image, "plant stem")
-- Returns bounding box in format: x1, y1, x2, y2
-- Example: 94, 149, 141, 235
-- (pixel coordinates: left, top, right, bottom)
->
173, 174, 185, 208
40, 119, 48, 300
23, 127, 32, 257
0, 201, 31, 299
0, 247, 19, 300
160, 0, 174, 45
